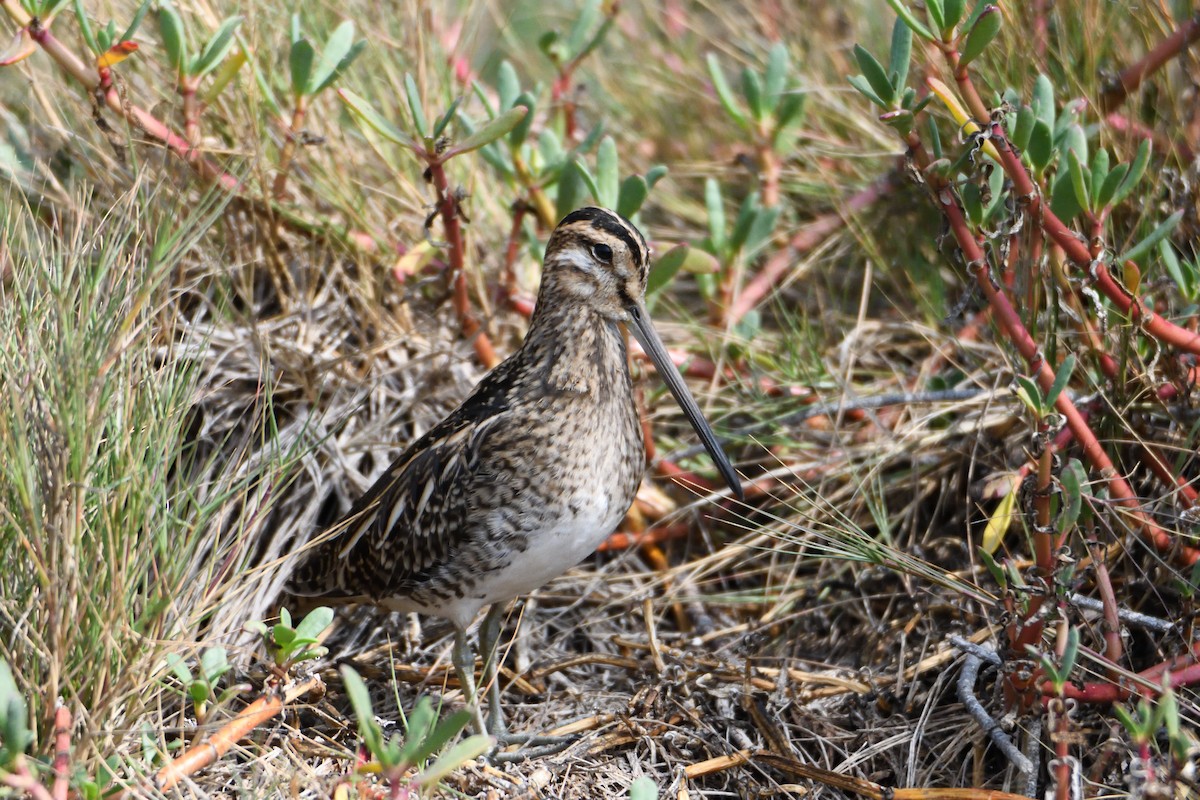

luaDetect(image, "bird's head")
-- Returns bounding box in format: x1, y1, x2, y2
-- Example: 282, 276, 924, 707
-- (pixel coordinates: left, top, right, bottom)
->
541, 206, 650, 323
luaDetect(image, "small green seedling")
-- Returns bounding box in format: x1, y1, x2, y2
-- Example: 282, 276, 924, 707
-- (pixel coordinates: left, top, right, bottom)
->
245, 606, 333, 673
164, 647, 245, 724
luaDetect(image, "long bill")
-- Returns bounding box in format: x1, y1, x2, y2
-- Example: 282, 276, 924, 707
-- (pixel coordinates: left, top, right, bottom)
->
626, 300, 744, 500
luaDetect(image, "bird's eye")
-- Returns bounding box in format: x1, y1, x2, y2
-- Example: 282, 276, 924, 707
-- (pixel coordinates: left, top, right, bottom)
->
592, 243, 613, 262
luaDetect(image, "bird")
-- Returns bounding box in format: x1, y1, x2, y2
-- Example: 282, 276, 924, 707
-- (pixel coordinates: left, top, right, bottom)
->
289, 206, 743, 743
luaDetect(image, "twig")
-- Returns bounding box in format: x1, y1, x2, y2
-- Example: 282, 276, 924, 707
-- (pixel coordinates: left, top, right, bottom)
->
154, 675, 322, 791
1099, 13, 1200, 112
955, 646, 1035, 776
1067, 593, 1174, 633
51, 705, 71, 800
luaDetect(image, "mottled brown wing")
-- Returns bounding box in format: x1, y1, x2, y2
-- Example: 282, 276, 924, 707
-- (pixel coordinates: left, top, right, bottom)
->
290, 362, 515, 599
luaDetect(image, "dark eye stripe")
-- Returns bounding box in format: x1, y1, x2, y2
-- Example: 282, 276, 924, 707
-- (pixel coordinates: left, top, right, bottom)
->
559, 207, 648, 271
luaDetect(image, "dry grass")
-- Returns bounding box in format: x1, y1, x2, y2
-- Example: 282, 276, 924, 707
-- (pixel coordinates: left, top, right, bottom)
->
2, 0, 1198, 797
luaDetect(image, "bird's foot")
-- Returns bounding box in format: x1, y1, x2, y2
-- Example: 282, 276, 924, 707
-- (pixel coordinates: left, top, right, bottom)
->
487, 731, 578, 763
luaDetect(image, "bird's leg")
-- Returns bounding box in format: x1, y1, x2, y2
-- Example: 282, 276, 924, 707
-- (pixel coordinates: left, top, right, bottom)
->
451, 624, 488, 737
478, 603, 507, 737
476, 604, 577, 760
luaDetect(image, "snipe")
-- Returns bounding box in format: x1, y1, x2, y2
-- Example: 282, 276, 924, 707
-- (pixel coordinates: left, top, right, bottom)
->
290, 207, 742, 743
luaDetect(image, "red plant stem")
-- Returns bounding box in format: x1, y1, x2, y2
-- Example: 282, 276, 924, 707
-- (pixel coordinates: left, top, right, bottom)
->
1086, 531, 1124, 667
51, 705, 71, 800
500, 202, 528, 302
1048, 660, 1200, 704
272, 97, 309, 200
426, 157, 498, 367
1050, 697, 1071, 800
181, 78, 200, 150
1, 760, 54, 800
729, 175, 894, 324
945, 68, 1200, 357
904, 134, 1183, 565
14, 12, 241, 191
755, 138, 781, 208
1104, 112, 1195, 163
1099, 13, 1200, 113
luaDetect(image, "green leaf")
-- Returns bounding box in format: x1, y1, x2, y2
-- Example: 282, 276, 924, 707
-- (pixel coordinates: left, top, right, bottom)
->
1044, 353, 1075, 409
539, 128, 564, 169
294, 606, 333, 641
339, 89, 419, 149
165, 653, 194, 685
577, 160, 602, 206
595, 136, 619, 209
1059, 123, 1087, 165
1089, 149, 1110, 198
1027, 119, 1053, 172
745, 205, 781, 255
1066, 148, 1091, 214
629, 776, 659, 800
977, 547, 1007, 589
729, 192, 761, 254
887, 17, 911, 95
1119, 210, 1183, 266
566, 0, 600, 56
1049, 170, 1083, 223
645, 164, 667, 188
1095, 163, 1128, 210
848, 74, 887, 109
617, 175, 648, 218
310, 33, 363, 95
704, 177, 726, 255
340, 666, 385, 758
1160, 240, 1198, 301
415, 734, 492, 786
556, 157, 587, 221
883, 0, 936, 40
192, 15, 242, 78
1032, 73, 1055, 130
199, 647, 229, 682
432, 96, 463, 139
497, 59, 520, 111
1013, 374, 1043, 416
188, 682, 210, 705
1111, 138, 1151, 205
880, 109, 914, 135
924, 0, 945, 38
73, 0, 99, 55
406, 708, 473, 766
774, 92, 806, 135
961, 181, 984, 227
1058, 458, 1086, 534
405, 73, 429, 139
706, 54, 748, 128
959, 5, 1001, 66
1011, 104, 1035, 151
289, 38, 315, 99
119, 0, 152, 44
646, 245, 688, 297
443, 106, 528, 159
156, 3, 187, 74
763, 42, 789, 113
941, 0, 965, 33
289, 13, 301, 45
853, 44, 894, 107
508, 92, 536, 144
741, 67, 765, 120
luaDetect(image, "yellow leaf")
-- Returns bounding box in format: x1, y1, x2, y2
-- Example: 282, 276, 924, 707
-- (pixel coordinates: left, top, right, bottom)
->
981, 475, 1019, 554
392, 240, 437, 282
96, 41, 139, 69
926, 77, 1002, 163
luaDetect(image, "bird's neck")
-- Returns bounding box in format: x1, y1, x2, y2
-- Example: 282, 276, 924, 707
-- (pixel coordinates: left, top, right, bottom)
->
522, 290, 629, 396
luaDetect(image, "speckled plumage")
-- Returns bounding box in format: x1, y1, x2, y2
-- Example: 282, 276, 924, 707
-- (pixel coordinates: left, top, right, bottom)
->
289, 207, 741, 738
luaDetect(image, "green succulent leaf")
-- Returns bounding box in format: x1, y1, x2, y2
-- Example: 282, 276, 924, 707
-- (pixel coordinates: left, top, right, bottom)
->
556, 157, 588, 221
156, 3, 188, 74
704, 177, 726, 255
740, 66, 765, 121
1095, 163, 1129, 210
629, 776, 659, 800
941, 0, 965, 34
309, 21, 363, 94
444, 106, 528, 159
1066, 148, 1091, 214
192, 15, 243, 78
887, 17, 912, 94
339, 89, 419, 150
405, 73, 429, 139
1058, 458, 1086, 534
1011, 104, 1035, 151
119, 0, 151, 43
293, 606, 334, 641
1160, 240, 1198, 301
595, 135, 619, 209
763, 42, 789, 113
73, 0, 99, 55
924, 0, 945, 38
960, 5, 1001, 66
883, 0, 936, 40
415, 734, 493, 786
1119, 211, 1183, 266
706, 54, 748, 128
1111, 138, 1151, 205
1027, 119, 1053, 172
1032, 73, 1055, 129
289, 38, 315, 99
848, 74, 887, 109
853, 44, 894, 107
566, 0, 600, 56
497, 59, 520, 111
616, 174, 648, 219
432, 96, 463, 139
508, 92, 536, 144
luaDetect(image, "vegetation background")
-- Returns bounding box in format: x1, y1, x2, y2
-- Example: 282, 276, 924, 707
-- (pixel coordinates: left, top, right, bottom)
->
1, 0, 1198, 797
